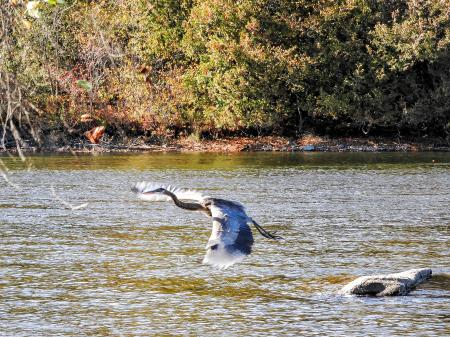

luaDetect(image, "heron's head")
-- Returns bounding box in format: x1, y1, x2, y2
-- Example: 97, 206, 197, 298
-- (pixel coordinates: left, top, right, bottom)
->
131, 185, 167, 195
147, 187, 167, 194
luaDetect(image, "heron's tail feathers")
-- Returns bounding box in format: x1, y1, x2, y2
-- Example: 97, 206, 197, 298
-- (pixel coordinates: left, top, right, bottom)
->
203, 244, 247, 269
251, 219, 283, 240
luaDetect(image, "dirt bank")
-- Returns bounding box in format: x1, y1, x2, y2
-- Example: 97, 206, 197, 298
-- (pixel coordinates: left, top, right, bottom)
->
2, 134, 448, 154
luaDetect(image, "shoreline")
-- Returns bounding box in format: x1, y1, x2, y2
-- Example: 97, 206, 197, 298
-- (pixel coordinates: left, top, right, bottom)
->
1, 135, 449, 154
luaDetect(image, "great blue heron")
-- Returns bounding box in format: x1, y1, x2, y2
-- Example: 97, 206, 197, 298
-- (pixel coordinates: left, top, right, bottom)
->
132, 182, 282, 269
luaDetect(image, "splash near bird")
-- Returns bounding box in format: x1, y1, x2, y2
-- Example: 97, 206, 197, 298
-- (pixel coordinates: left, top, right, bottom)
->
132, 182, 282, 269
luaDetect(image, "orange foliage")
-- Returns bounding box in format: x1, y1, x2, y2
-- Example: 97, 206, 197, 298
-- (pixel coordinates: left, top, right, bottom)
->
85, 126, 105, 144
80, 114, 94, 122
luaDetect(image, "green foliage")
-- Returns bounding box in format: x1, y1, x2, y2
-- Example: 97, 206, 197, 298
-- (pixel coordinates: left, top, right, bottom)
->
76, 80, 92, 92
2, 0, 450, 140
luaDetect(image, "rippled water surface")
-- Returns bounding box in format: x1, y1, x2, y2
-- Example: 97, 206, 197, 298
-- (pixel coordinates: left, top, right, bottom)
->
1, 152, 449, 336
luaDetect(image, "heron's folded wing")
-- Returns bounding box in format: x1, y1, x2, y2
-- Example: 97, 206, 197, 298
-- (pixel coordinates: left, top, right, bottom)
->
203, 199, 254, 269
132, 181, 208, 202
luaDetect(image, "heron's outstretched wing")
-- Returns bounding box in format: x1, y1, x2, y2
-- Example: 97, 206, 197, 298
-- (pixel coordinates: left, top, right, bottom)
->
132, 182, 208, 202
203, 199, 254, 269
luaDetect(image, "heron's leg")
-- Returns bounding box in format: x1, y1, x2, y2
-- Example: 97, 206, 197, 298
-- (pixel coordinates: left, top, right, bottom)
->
250, 219, 283, 240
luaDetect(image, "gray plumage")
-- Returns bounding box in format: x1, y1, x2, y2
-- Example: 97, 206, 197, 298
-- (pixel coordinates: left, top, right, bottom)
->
132, 182, 281, 269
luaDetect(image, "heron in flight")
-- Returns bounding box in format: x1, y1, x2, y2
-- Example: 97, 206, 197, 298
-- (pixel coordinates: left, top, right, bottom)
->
132, 182, 282, 269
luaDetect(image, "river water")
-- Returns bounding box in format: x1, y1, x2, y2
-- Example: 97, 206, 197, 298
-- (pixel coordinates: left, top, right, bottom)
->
1, 152, 449, 336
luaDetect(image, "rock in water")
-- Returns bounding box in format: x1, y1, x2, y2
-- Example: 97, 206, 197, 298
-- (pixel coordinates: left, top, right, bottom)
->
339, 268, 432, 296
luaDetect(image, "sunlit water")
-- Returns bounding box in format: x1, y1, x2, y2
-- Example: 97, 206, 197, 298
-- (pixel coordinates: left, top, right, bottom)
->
1, 152, 449, 336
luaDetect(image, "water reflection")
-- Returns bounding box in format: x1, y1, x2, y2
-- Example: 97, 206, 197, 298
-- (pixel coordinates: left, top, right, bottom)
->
1, 151, 449, 170
0, 152, 449, 336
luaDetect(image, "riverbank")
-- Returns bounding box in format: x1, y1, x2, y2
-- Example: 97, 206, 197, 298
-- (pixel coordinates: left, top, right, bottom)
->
2, 134, 449, 154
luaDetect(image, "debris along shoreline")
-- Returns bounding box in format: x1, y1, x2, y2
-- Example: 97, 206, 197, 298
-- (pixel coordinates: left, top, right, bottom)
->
1, 134, 449, 154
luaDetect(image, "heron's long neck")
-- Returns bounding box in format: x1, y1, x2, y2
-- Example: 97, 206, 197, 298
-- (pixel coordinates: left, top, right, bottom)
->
163, 190, 205, 211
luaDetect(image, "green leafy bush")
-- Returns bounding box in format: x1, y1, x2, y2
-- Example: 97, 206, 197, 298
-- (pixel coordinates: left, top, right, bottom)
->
1, 0, 449, 143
